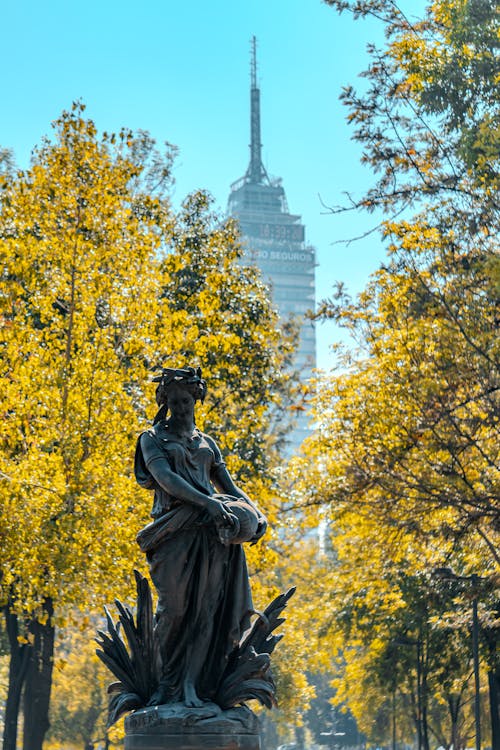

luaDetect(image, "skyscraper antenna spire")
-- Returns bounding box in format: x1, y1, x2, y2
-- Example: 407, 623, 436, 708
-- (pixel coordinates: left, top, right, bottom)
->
247, 36, 268, 184
251, 35, 257, 89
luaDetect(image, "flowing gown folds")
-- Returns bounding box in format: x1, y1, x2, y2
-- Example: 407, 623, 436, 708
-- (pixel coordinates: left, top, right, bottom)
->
134, 421, 253, 703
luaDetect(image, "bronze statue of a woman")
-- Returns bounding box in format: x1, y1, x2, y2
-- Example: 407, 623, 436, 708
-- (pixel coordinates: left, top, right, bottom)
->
96, 364, 293, 742
133, 366, 268, 708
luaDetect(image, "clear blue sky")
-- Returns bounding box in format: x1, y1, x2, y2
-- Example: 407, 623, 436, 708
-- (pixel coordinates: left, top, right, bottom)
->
0, 0, 424, 370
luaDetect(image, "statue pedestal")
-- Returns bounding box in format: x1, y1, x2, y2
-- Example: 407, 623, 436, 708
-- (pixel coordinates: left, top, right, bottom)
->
124, 703, 260, 750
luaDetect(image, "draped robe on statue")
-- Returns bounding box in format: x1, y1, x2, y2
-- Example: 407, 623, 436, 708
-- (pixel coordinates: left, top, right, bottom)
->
134, 421, 254, 703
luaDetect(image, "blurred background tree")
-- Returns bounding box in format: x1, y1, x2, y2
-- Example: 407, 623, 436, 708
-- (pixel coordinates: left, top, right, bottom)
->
287, 0, 499, 748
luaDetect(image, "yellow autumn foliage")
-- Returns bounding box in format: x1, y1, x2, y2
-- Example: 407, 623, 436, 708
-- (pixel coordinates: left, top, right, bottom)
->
0, 103, 309, 732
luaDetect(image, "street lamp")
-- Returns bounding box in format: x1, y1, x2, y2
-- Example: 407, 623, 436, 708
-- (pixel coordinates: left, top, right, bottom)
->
433, 568, 481, 750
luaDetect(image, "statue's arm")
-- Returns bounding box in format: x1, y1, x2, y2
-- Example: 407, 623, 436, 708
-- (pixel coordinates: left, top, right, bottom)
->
210, 462, 251, 503
139, 433, 235, 525
208, 444, 268, 540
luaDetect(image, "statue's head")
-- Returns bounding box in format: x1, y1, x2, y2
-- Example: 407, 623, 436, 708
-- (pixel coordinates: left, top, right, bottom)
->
152, 366, 206, 423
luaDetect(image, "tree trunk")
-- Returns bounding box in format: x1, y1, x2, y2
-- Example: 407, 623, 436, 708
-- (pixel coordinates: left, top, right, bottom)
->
448, 694, 461, 750
2, 601, 31, 750
489, 668, 500, 750
22, 597, 55, 750
421, 641, 430, 750
484, 613, 500, 750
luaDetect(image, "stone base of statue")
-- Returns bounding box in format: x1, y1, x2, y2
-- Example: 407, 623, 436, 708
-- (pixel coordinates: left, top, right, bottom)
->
124, 702, 260, 750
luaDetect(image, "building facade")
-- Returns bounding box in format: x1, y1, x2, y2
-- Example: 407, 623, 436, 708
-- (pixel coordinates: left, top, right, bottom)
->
227, 39, 316, 450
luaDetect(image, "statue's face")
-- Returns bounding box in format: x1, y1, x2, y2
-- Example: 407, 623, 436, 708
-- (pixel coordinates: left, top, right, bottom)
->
167, 383, 195, 420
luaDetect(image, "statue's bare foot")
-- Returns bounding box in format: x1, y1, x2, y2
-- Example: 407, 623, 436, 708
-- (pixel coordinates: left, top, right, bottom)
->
183, 680, 204, 708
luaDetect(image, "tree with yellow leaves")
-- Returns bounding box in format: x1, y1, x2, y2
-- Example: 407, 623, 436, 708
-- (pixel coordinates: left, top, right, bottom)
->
291, 0, 499, 747
0, 105, 168, 750
0, 103, 298, 750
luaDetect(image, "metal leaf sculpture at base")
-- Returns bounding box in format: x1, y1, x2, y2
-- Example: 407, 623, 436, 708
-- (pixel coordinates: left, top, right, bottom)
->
96, 571, 159, 726
96, 571, 294, 726
215, 588, 295, 709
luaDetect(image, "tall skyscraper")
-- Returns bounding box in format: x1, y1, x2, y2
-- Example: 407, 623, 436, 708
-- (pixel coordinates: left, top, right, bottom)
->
227, 37, 317, 450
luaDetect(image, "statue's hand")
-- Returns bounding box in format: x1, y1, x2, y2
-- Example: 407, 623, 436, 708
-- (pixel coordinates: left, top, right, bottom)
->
205, 497, 240, 545
205, 497, 238, 529
251, 515, 268, 544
